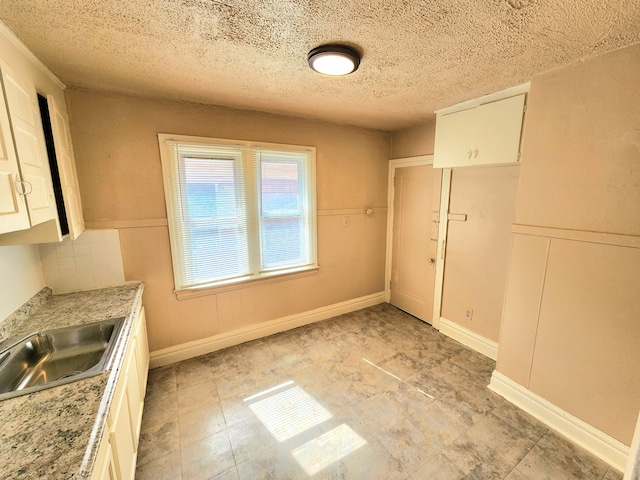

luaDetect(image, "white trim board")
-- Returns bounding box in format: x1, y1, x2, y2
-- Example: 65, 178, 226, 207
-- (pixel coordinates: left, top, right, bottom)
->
438, 317, 498, 360
624, 409, 640, 480
435, 82, 530, 116
150, 291, 385, 368
489, 370, 629, 472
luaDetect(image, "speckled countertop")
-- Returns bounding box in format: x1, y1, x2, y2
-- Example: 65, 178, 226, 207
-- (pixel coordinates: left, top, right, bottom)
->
0, 282, 144, 480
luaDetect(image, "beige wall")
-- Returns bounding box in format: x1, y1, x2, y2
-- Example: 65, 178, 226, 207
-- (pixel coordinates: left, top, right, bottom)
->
514, 45, 640, 236
441, 166, 519, 342
390, 120, 435, 158
67, 89, 390, 351
497, 44, 640, 445
0, 245, 44, 322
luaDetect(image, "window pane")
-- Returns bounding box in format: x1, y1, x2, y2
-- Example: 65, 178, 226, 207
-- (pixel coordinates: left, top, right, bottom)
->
259, 158, 307, 269
181, 156, 249, 285
186, 219, 248, 284
261, 162, 301, 214
184, 158, 239, 218
262, 217, 302, 267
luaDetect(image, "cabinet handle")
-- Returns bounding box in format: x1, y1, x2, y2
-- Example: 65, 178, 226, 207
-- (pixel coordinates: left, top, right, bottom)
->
22, 180, 33, 195
473, 148, 479, 158
16, 180, 33, 196
15, 176, 27, 197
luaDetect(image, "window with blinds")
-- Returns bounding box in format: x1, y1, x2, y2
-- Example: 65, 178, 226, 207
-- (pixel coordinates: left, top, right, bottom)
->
159, 135, 317, 291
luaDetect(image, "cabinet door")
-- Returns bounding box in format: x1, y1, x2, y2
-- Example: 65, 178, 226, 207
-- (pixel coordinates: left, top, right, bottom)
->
91, 435, 118, 480
0, 73, 29, 234
110, 371, 136, 480
473, 94, 526, 166
434, 106, 475, 168
125, 338, 144, 452
46, 95, 84, 239
135, 307, 149, 398
0, 63, 55, 226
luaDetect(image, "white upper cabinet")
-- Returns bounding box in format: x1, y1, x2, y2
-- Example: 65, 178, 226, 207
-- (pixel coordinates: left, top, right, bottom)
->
434, 93, 527, 168
0, 22, 85, 244
0, 62, 56, 227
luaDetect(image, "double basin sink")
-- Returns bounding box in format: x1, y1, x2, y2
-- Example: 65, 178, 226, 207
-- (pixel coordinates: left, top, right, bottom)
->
0, 317, 125, 401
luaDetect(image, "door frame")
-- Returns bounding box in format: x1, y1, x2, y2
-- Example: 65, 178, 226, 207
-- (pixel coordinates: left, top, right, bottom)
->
385, 155, 452, 328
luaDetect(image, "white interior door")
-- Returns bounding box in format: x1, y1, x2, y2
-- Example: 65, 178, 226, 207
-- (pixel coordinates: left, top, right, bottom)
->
390, 164, 442, 323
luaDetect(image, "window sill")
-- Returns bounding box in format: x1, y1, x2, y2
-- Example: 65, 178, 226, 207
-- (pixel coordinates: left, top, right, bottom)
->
174, 265, 320, 300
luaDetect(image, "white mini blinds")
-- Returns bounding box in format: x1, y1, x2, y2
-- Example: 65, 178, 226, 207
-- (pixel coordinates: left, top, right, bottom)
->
159, 135, 317, 292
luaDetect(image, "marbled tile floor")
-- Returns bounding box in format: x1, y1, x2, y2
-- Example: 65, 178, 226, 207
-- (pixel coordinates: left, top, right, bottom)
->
135, 303, 623, 480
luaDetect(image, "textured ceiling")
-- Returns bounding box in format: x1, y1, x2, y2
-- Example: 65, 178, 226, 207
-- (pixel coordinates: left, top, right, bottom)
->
1, 0, 639, 131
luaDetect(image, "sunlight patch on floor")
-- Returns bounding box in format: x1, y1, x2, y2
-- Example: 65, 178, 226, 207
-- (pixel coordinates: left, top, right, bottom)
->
247, 384, 332, 442
244, 380, 294, 402
291, 423, 367, 475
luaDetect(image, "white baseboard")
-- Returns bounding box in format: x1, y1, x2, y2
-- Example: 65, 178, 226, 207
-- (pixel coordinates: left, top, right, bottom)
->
149, 291, 385, 368
489, 370, 629, 472
438, 317, 498, 360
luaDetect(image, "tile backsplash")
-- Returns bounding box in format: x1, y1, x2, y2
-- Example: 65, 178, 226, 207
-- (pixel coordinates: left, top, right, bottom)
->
39, 229, 125, 294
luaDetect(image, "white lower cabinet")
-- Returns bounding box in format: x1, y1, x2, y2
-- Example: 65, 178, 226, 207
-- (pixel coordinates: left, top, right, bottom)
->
91, 307, 148, 480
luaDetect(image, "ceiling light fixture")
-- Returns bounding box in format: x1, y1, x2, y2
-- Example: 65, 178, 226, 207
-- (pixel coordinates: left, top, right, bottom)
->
307, 45, 360, 76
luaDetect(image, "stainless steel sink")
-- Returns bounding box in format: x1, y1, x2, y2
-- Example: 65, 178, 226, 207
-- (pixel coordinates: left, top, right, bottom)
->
0, 317, 125, 401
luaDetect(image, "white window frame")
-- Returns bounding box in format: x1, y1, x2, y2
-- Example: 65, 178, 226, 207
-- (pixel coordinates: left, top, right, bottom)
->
159, 134, 318, 297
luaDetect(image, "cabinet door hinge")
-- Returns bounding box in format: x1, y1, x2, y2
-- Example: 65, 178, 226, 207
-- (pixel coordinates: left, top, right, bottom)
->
523, 104, 527, 113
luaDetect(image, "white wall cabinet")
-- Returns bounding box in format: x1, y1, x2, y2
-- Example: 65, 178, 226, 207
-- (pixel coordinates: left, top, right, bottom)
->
91, 306, 148, 480
0, 27, 84, 243
434, 93, 526, 168
0, 62, 56, 234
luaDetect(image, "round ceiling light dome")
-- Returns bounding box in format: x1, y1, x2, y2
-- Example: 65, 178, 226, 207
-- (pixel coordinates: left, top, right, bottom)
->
307, 45, 361, 76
